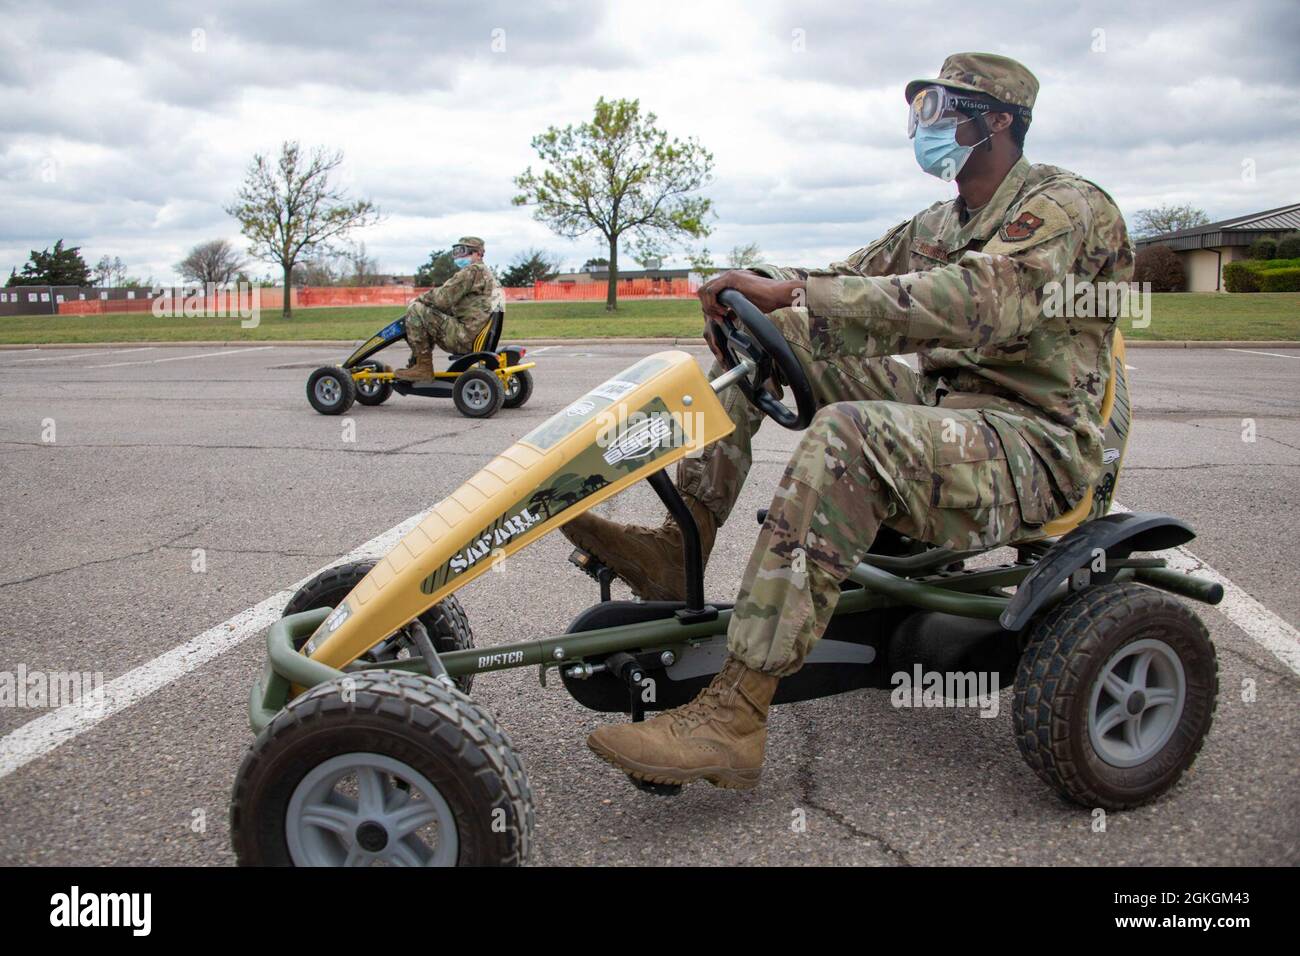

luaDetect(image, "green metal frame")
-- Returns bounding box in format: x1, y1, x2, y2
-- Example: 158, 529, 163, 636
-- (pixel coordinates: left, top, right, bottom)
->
248, 547, 1224, 733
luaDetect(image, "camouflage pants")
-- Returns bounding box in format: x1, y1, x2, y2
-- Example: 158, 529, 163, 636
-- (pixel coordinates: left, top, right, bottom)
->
678, 309, 1042, 676
404, 303, 481, 356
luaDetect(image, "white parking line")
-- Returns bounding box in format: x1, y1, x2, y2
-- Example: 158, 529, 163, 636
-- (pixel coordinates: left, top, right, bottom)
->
4, 347, 157, 364
1225, 348, 1300, 360
0, 499, 1296, 781
87, 347, 272, 369
1111, 502, 1300, 676
0, 507, 431, 780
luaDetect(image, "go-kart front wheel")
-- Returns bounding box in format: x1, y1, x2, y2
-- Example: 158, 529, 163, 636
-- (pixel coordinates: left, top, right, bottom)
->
307, 366, 357, 415
503, 368, 533, 409
1012, 582, 1218, 810
283, 560, 475, 694
230, 671, 534, 867
354, 362, 394, 406
453, 368, 505, 418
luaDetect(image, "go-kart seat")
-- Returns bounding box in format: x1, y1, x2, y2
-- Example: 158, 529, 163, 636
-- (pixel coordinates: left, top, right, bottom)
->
1022, 331, 1130, 540
449, 311, 504, 359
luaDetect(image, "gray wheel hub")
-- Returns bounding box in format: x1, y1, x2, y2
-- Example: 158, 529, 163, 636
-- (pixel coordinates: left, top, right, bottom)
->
314, 376, 342, 406
463, 379, 491, 409
286, 752, 458, 866
1088, 637, 1186, 768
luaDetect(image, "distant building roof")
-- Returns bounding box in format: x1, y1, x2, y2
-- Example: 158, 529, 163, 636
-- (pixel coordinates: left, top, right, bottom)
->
1135, 201, 1300, 250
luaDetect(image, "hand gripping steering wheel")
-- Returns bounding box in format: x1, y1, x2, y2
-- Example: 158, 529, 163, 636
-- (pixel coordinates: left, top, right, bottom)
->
708, 289, 816, 430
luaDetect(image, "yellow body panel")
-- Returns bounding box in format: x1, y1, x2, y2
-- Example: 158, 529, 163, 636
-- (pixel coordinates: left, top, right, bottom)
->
308, 350, 734, 669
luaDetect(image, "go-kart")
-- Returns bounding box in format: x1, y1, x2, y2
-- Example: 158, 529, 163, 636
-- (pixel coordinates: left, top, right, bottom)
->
233, 290, 1223, 866
305, 310, 536, 419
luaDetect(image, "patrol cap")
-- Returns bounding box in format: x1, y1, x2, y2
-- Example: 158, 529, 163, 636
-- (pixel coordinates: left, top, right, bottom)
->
905, 52, 1038, 119
453, 236, 485, 254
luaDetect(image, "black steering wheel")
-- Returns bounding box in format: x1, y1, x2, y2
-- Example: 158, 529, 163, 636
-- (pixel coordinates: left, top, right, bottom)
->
708, 288, 816, 430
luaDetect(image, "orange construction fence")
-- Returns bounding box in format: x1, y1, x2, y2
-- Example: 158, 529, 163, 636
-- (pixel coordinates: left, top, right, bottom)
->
55, 278, 701, 315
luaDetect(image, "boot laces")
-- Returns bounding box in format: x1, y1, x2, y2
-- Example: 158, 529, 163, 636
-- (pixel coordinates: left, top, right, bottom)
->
667, 671, 737, 731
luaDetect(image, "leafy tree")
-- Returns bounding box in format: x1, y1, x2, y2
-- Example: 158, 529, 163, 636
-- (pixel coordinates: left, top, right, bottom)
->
226, 141, 379, 316
513, 97, 714, 310
687, 247, 719, 278
6, 239, 92, 286
500, 248, 561, 287
581, 257, 609, 271
727, 242, 763, 269
176, 239, 247, 285
1132, 204, 1209, 239
414, 249, 457, 287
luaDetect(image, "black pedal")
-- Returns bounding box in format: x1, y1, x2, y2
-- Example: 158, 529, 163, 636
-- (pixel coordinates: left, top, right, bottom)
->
569, 547, 615, 602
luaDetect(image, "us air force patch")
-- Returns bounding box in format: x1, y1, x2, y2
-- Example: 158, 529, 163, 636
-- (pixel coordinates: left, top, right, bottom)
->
1000, 211, 1045, 242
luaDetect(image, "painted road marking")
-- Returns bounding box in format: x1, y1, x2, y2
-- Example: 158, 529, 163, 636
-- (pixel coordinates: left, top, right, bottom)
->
1225, 348, 1300, 360
4, 347, 157, 364
87, 347, 272, 368
0, 507, 431, 780
0, 501, 1296, 781
1111, 502, 1300, 676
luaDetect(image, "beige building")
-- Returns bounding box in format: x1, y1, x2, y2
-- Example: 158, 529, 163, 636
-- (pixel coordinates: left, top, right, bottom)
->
1134, 202, 1300, 291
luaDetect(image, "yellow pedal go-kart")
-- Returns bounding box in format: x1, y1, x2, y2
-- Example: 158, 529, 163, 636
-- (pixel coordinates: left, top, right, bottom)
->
306, 310, 536, 419
234, 291, 1222, 866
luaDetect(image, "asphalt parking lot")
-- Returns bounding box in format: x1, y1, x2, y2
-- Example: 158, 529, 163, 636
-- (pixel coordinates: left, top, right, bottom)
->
0, 341, 1297, 866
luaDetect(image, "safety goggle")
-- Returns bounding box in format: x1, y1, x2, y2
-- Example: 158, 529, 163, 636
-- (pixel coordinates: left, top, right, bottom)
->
907, 85, 1030, 138
451, 244, 476, 257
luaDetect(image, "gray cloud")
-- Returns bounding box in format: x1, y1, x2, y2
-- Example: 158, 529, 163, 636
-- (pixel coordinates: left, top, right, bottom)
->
1, 0, 1295, 282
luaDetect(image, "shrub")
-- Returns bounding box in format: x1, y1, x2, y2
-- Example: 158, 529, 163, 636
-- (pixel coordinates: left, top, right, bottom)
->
1133, 244, 1185, 292
1258, 267, 1300, 292
1222, 261, 1260, 293
1275, 232, 1300, 259
1248, 237, 1277, 260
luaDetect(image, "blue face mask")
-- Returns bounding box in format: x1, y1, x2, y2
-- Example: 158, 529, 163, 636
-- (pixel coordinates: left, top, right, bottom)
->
912, 118, 986, 181
452, 256, 472, 269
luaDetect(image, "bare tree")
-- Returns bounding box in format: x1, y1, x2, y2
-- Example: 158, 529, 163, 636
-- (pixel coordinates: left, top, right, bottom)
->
176, 239, 247, 286
93, 255, 126, 287
727, 242, 763, 269
1132, 204, 1209, 239
226, 141, 379, 316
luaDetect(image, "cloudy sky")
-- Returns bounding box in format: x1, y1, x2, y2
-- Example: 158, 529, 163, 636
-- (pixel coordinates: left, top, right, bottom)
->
3, 0, 1298, 284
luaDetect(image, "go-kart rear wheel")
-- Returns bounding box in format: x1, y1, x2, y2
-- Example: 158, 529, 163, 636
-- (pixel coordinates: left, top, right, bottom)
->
307, 366, 357, 415
284, 560, 475, 693
354, 362, 393, 406
453, 368, 504, 418
503, 369, 533, 409
230, 670, 534, 867
1012, 582, 1217, 810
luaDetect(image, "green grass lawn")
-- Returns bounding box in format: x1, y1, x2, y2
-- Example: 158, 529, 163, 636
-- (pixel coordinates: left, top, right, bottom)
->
1, 293, 1296, 344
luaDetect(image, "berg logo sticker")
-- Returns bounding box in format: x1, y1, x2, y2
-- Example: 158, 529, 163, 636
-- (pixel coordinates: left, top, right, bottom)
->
323, 600, 351, 634
1102, 447, 1121, 464
566, 400, 596, 417
603, 415, 673, 465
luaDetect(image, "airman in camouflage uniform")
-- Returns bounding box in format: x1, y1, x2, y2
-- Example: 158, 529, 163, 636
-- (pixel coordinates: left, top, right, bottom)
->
579, 54, 1135, 790
396, 236, 502, 381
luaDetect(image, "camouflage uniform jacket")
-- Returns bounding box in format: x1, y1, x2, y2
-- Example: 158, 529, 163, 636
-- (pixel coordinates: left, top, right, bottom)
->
802, 156, 1134, 509
410, 261, 501, 354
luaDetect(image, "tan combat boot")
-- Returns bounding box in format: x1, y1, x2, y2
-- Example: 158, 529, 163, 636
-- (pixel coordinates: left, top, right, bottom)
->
394, 347, 434, 382
587, 657, 779, 789
561, 497, 717, 602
